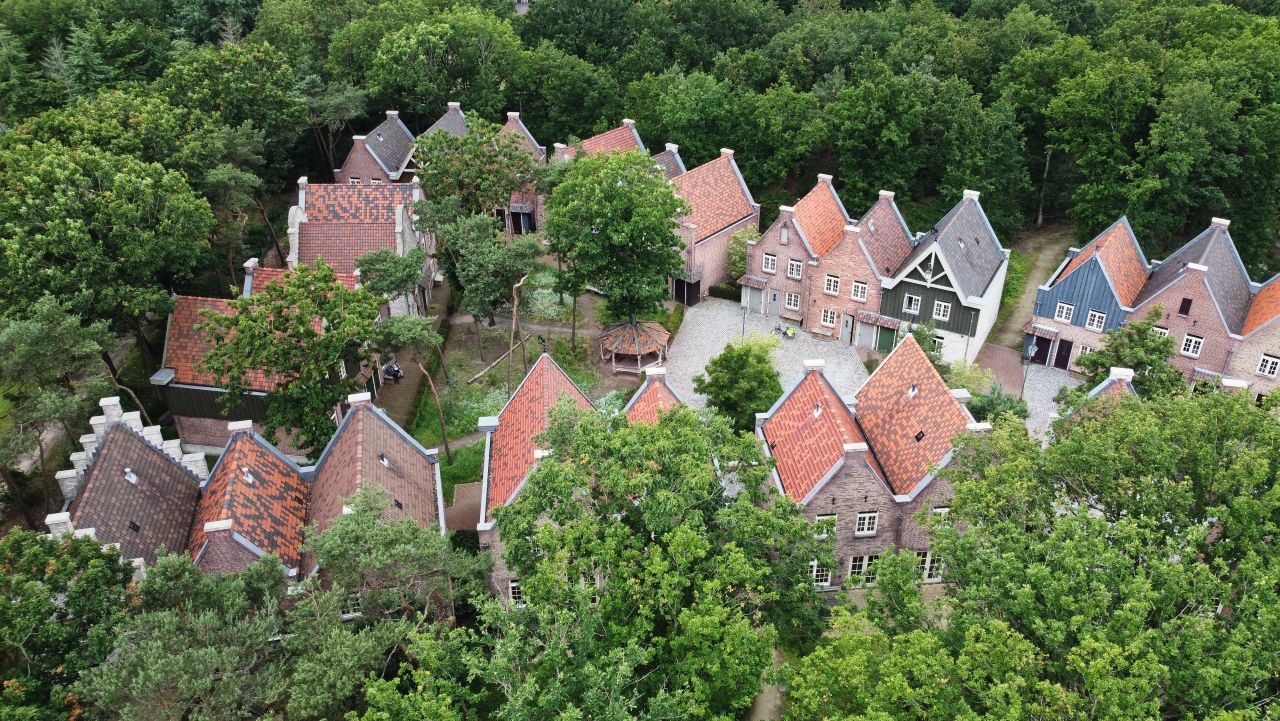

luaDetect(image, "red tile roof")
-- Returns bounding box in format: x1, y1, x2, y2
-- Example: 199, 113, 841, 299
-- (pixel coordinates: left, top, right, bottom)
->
164, 296, 281, 391
296, 223, 396, 276
762, 370, 864, 502
624, 374, 682, 424
672, 153, 756, 241
566, 123, 644, 158
853, 336, 971, 496
1243, 276, 1280, 335
484, 354, 592, 521
304, 184, 414, 223
794, 179, 849, 259
857, 194, 914, 277
250, 266, 359, 293
501, 114, 546, 162
188, 431, 308, 572
1056, 218, 1148, 307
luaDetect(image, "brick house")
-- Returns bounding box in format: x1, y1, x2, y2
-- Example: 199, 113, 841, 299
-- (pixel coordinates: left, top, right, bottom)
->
876, 191, 1009, 363
496, 111, 548, 237
335, 110, 416, 185
1230, 275, 1280, 404
651, 142, 687, 179
622, 367, 683, 424
551, 119, 646, 162
477, 354, 593, 602
756, 336, 984, 593
670, 148, 759, 303
1024, 217, 1150, 371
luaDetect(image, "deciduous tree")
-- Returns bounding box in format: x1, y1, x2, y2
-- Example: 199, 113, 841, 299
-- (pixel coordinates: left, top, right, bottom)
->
693, 333, 783, 432
413, 118, 538, 217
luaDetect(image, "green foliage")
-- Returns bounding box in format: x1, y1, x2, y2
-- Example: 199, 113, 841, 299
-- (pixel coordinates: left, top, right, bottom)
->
967, 383, 1029, 421
0, 530, 134, 721
909, 322, 947, 376
693, 332, 782, 432
1000, 247, 1031, 313
944, 359, 993, 395
356, 247, 427, 300
548, 337, 598, 394
445, 216, 540, 324
1060, 306, 1185, 408
437, 441, 486, 505
198, 261, 383, 457
726, 227, 755, 283
412, 118, 539, 217
411, 384, 505, 447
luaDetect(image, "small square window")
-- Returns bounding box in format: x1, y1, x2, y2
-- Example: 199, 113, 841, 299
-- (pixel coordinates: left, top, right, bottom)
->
813, 514, 836, 539
784, 292, 800, 311
809, 561, 832, 588
855, 511, 878, 536
787, 259, 803, 279
370, 178, 383, 186
128, 521, 141, 533
1178, 297, 1193, 316
393, 498, 404, 510
1054, 302, 1074, 323
762, 254, 777, 274
348, 177, 361, 185
824, 275, 840, 295
1079, 346, 1094, 357
863, 554, 879, 585
915, 430, 926, 442
1181, 334, 1203, 358
904, 294, 921, 315
1258, 354, 1279, 377
933, 300, 951, 322
851, 281, 868, 302
1086, 310, 1107, 331
508, 580, 524, 605
821, 308, 837, 327
1153, 326, 1169, 337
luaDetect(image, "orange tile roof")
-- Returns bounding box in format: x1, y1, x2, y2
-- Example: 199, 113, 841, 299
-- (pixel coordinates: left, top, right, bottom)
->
501, 114, 546, 162
853, 336, 971, 496
297, 223, 397, 276
575, 123, 643, 156
304, 184, 415, 223
672, 154, 756, 241
624, 374, 682, 424
762, 370, 864, 502
250, 267, 358, 293
188, 431, 308, 572
793, 180, 849, 259
1243, 276, 1280, 335
1056, 219, 1148, 307
163, 296, 281, 391
484, 354, 592, 521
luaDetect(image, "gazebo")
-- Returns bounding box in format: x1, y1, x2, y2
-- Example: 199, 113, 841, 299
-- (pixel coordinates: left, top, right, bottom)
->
599, 321, 671, 374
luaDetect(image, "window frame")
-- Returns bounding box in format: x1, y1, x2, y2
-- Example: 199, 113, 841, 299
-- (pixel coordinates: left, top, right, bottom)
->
1178, 297, 1193, 316
933, 300, 951, 322
787, 258, 803, 279
809, 560, 832, 589
1259, 354, 1280, 378
784, 292, 800, 311
855, 511, 878, 537
1180, 334, 1204, 358
762, 253, 777, 274
1085, 309, 1107, 331
1153, 326, 1169, 337
508, 579, 525, 606
813, 514, 836, 540
851, 281, 868, 302
1054, 301, 1074, 323
903, 294, 921, 315
820, 308, 837, 327
823, 275, 840, 295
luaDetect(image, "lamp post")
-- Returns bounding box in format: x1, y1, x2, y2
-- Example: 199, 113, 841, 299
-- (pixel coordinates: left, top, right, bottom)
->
1021, 341, 1039, 400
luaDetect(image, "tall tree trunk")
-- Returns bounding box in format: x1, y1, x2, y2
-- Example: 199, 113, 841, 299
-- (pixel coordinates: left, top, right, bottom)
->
417, 362, 452, 464
473, 320, 486, 363
100, 350, 119, 379
130, 318, 157, 372
556, 256, 565, 304
435, 344, 451, 385
507, 276, 527, 399
2, 467, 39, 530
257, 199, 287, 266
1037, 149, 1053, 229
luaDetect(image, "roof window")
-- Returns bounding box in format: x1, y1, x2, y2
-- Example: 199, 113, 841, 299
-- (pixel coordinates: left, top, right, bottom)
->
915, 431, 926, 442
123, 467, 138, 484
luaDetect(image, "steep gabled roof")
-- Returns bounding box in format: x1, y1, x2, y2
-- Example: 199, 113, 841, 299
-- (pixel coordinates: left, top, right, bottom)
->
500, 112, 546, 162
1134, 220, 1252, 334
1054, 217, 1149, 307
363, 111, 416, 178
1243, 274, 1280, 335
651, 144, 686, 179
162, 296, 281, 391
189, 431, 308, 573
304, 184, 415, 224
423, 103, 468, 137
68, 424, 201, 565
567, 121, 646, 158
671, 151, 757, 242
793, 177, 851, 259
296, 223, 396, 276
856, 191, 914, 279
482, 354, 593, 522
903, 192, 1005, 298
623, 370, 683, 424
1086, 372, 1139, 401
853, 336, 972, 497
761, 367, 864, 503
247, 266, 358, 294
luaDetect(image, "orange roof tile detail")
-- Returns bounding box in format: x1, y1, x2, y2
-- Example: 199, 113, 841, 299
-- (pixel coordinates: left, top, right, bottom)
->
853, 336, 971, 495
672, 155, 755, 241
188, 432, 308, 572
304, 184, 415, 223
485, 355, 593, 521
1057, 220, 1148, 307
251, 267, 358, 293
164, 296, 281, 391
794, 180, 849, 259
625, 375, 682, 424
1243, 277, 1280, 335
762, 371, 864, 502
296, 223, 397, 276
577, 124, 642, 156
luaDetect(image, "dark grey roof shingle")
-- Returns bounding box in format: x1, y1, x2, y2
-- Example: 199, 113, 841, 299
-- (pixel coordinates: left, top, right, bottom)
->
364, 111, 416, 178
1133, 222, 1251, 333
423, 104, 468, 138
904, 193, 1006, 298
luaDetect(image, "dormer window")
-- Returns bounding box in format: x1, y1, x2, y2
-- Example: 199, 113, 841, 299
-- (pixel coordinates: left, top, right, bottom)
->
915, 430, 926, 442
812, 403, 823, 418
908, 384, 918, 398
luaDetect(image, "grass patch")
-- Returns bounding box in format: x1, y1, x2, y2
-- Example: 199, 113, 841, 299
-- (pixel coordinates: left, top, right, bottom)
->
410, 383, 505, 447
549, 338, 599, 394
1000, 248, 1032, 314
438, 442, 485, 506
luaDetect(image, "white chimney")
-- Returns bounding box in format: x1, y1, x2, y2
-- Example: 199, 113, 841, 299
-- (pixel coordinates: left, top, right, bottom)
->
665, 143, 679, 153
228, 420, 254, 433
1211, 217, 1231, 228
817, 173, 833, 184
802, 359, 826, 373
963, 189, 981, 200
55, 470, 82, 501
386, 109, 399, 119
950, 388, 973, 405
622, 118, 635, 127
348, 392, 373, 407
507, 111, 520, 120
720, 148, 734, 158
242, 258, 259, 297
447, 101, 461, 110
79, 433, 98, 456
297, 176, 308, 213
646, 367, 667, 377
1108, 367, 1136, 382
181, 453, 210, 481
879, 190, 896, 200
99, 397, 123, 422
46, 512, 74, 536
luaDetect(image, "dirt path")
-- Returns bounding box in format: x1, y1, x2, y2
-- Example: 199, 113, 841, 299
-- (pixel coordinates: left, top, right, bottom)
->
989, 223, 1077, 349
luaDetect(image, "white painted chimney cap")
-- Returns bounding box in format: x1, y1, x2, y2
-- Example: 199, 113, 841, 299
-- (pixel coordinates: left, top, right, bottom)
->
1108, 367, 1136, 381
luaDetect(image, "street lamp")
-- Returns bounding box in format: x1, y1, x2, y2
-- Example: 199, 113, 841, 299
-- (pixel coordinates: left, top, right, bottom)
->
1021, 341, 1039, 400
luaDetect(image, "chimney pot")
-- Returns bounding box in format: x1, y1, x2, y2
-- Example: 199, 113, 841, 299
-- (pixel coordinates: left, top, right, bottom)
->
347, 392, 373, 407
963, 189, 981, 200
1108, 367, 1136, 382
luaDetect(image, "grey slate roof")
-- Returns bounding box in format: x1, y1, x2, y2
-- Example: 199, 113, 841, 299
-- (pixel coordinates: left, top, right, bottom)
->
1133, 222, 1251, 333
364, 112, 416, 178
652, 146, 686, 179
423, 104, 469, 138
900, 194, 1006, 299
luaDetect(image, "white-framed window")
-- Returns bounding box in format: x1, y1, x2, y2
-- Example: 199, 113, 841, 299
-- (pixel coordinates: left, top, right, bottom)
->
784, 292, 800, 311
508, 579, 524, 606
1153, 326, 1169, 337
1181, 334, 1204, 358
1259, 354, 1280, 377
933, 300, 951, 322
1086, 310, 1107, 331
813, 514, 836, 539
1054, 301, 1074, 323
370, 178, 384, 186
762, 254, 777, 274
856, 554, 879, 585
917, 551, 943, 582
933, 506, 950, 516
851, 281, 868, 302
855, 511, 878, 537
904, 294, 921, 315
810, 561, 832, 588
787, 258, 803, 279
824, 275, 840, 295
1078, 346, 1094, 358
821, 308, 837, 326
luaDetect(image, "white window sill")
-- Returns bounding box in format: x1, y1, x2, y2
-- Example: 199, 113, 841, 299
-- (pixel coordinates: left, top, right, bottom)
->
762, 269, 776, 275
1180, 352, 1201, 359
854, 531, 877, 538
823, 290, 839, 296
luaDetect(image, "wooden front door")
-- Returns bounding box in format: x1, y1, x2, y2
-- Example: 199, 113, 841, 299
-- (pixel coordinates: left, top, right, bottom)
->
840, 314, 855, 344
1028, 338, 1051, 365
1052, 339, 1073, 369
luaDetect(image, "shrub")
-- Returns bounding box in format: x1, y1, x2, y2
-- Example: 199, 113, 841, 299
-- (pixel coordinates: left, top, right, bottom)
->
664, 304, 686, 336
968, 383, 1028, 421
1000, 248, 1031, 313
524, 288, 579, 323
707, 284, 739, 301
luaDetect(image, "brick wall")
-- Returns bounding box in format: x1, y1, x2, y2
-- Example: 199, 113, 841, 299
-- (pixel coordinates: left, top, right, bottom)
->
801, 226, 882, 335
745, 211, 810, 322
174, 415, 307, 457
691, 213, 759, 291
1131, 273, 1233, 380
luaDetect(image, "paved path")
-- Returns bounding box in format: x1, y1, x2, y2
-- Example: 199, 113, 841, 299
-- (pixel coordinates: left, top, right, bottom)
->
446, 481, 481, 531
989, 224, 1077, 350
1023, 364, 1081, 439
975, 344, 1026, 395
665, 299, 869, 408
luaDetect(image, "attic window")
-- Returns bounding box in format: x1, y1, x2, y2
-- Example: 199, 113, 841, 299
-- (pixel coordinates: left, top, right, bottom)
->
123, 467, 138, 484
128, 521, 141, 532
394, 498, 404, 510
869, 219, 877, 233
813, 403, 823, 418
974, 236, 980, 245
379, 453, 392, 468
915, 431, 926, 442
376, 133, 384, 141
908, 384, 918, 399
1178, 298, 1193, 316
